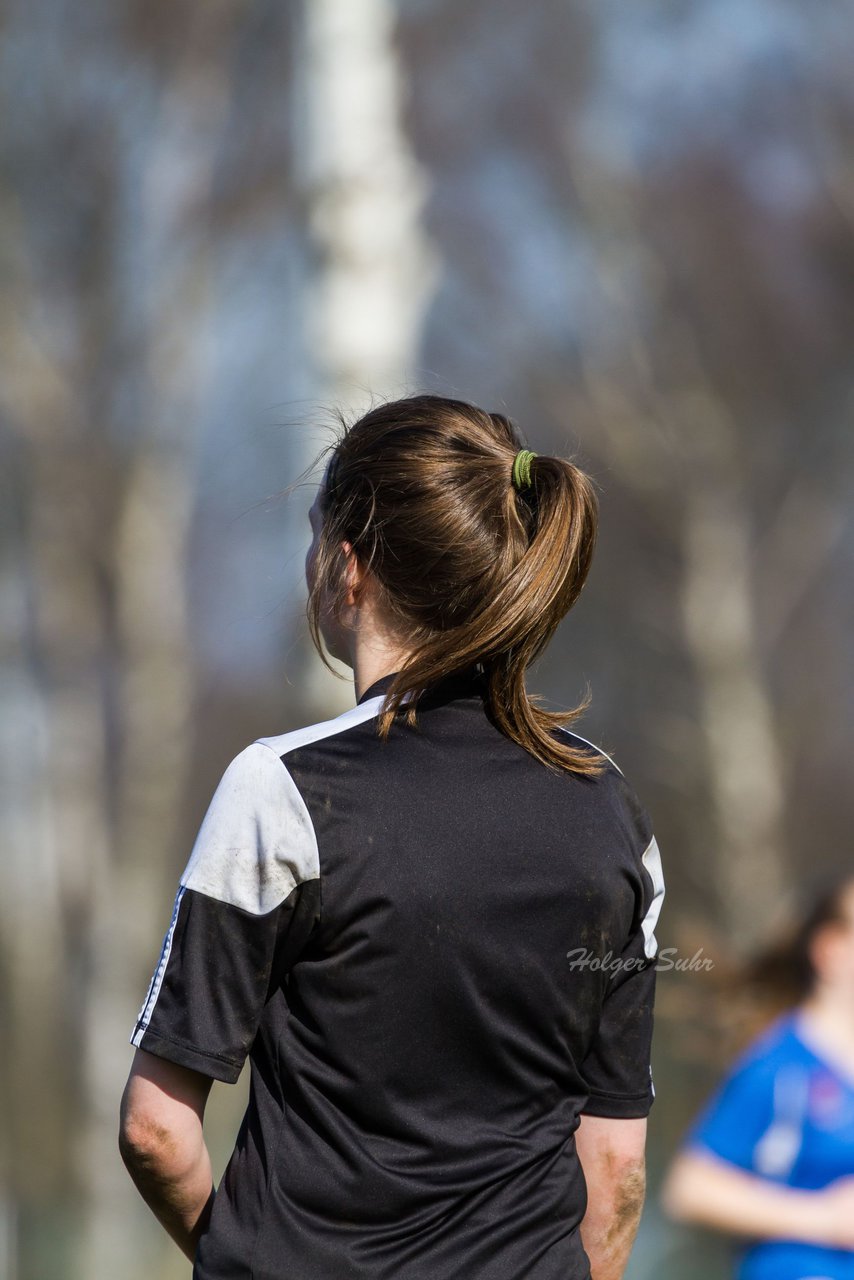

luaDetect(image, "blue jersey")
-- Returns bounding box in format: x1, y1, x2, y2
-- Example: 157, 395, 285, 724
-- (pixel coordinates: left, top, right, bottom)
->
684, 1009, 854, 1280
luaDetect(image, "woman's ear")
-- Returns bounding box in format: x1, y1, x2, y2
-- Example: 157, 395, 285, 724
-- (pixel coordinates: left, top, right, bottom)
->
807, 920, 847, 986
341, 542, 367, 608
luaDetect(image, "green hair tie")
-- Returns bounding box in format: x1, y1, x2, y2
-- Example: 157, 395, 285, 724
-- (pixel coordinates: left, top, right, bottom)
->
512, 448, 538, 492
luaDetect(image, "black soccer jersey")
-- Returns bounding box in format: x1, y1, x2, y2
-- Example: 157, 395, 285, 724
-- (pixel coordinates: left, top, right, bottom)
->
130, 665, 665, 1280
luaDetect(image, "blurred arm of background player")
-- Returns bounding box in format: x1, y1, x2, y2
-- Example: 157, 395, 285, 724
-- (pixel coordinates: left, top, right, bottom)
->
576, 1114, 648, 1280
661, 1145, 854, 1249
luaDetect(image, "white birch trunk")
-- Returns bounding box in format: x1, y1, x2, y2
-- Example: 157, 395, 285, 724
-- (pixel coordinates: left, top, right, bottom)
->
681, 480, 788, 948
293, 0, 440, 706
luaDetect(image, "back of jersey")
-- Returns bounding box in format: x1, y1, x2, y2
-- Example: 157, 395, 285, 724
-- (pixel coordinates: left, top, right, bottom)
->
130, 665, 664, 1280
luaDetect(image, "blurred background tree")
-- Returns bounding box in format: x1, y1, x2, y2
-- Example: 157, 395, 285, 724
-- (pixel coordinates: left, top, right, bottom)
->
0, 1, 852, 1277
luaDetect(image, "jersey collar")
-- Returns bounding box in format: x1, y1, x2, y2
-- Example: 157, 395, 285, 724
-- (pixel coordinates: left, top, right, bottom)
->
356, 664, 486, 707
356, 671, 400, 705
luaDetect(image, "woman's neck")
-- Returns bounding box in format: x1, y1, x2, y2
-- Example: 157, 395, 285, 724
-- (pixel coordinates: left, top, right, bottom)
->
797, 987, 854, 1066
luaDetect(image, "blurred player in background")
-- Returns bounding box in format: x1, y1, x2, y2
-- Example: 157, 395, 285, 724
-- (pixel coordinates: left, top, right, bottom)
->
662, 873, 854, 1280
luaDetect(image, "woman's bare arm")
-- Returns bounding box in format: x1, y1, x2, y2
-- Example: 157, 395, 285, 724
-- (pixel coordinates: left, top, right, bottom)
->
575, 1114, 648, 1280
119, 1048, 216, 1261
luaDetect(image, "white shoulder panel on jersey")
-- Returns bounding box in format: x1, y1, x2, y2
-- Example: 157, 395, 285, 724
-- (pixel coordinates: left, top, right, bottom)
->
180, 741, 319, 915
181, 697, 396, 915
640, 835, 665, 960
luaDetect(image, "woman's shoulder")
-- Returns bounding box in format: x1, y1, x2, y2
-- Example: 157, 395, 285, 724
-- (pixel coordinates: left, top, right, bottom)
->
556, 727, 657, 850
255, 694, 389, 760
555, 726, 625, 778
727, 1010, 804, 1079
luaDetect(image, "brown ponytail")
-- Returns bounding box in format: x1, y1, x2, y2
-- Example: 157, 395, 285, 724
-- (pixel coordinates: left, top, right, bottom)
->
305, 393, 607, 777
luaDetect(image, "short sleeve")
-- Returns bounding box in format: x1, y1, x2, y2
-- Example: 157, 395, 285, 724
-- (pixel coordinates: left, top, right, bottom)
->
578, 809, 665, 1119
683, 1052, 782, 1171
129, 742, 321, 1083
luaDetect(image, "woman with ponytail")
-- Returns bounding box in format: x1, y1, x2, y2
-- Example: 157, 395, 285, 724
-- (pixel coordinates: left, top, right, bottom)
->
662, 873, 854, 1280
120, 394, 665, 1280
